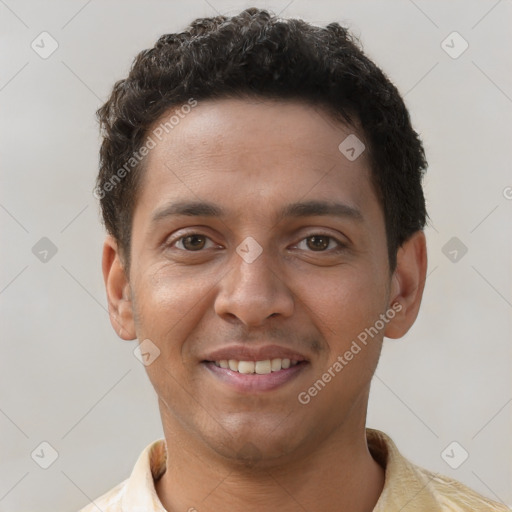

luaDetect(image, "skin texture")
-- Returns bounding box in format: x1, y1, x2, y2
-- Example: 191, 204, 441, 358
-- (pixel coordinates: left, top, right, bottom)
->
103, 98, 427, 512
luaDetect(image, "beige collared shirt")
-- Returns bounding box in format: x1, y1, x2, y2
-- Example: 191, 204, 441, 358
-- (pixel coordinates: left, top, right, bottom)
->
78, 429, 509, 511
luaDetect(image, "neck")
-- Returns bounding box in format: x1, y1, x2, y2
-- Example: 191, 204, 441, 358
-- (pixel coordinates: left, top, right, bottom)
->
155, 407, 384, 512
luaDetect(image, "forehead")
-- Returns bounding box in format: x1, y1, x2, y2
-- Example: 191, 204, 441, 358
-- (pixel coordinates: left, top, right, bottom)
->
151, 98, 362, 168
137, 98, 380, 224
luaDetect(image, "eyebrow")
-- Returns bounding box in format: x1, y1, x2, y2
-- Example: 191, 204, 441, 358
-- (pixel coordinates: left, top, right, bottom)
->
151, 199, 364, 224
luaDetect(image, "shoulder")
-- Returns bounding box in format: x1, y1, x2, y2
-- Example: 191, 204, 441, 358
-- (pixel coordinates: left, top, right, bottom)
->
412, 464, 510, 512
77, 478, 127, 512
367, 429, 510, 512
75, 438, 167, 512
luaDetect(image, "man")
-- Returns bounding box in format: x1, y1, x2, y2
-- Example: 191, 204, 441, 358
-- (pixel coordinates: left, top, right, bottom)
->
81, 8, 508, 512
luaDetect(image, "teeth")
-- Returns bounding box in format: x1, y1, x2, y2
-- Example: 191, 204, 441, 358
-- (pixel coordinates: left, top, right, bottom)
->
238, 361, 255, 374
271, 358, 282, 371
215, 358, 299, 374
255, 360, 271, 374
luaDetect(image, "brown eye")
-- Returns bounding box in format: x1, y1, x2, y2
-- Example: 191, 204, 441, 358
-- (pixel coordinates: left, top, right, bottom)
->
180, 234, 207, 251
305, 235, 331, 251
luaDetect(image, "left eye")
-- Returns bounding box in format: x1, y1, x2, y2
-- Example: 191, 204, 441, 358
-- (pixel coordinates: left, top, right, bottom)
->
296, 235, 343, 252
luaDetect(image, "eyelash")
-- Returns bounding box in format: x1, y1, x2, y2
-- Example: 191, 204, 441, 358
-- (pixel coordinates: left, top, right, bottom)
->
168, 231, 346, 253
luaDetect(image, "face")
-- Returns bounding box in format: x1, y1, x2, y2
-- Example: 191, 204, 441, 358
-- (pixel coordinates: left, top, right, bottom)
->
106, 98, 415, 465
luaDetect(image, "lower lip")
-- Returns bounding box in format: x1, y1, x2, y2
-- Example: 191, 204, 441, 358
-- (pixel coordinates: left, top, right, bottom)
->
203, 361, 308, 393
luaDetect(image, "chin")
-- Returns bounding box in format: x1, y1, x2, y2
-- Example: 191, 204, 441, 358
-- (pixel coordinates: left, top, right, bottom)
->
203, 420, 304, 468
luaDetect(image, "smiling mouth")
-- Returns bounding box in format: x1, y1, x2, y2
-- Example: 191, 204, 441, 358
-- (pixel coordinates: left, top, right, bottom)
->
202, 357, 309, 392
206, 358, 303, 374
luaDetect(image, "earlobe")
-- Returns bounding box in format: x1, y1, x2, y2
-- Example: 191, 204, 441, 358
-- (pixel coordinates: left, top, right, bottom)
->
102, 235, 136, 340
384, 230, 427, 339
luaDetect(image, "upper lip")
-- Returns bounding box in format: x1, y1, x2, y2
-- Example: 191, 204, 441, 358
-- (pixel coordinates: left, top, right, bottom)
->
203, 345, 309, 362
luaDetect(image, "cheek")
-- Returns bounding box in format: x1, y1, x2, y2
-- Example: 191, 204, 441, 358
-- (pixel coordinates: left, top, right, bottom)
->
301, 269, 386, 413
131, 266, 216, 408
306, 264, 388, 345
132, 263, 218, 349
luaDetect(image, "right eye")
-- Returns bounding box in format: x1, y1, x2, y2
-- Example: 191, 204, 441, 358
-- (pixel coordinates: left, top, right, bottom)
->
171, 233, 217, 251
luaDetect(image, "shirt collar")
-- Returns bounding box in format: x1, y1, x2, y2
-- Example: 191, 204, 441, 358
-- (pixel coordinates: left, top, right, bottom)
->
368, 428, 440, 511
121, 429, 441, 511
122, 437, 167, 512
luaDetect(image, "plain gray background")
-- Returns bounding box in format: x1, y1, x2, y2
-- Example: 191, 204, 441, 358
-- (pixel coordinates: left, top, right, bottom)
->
1, 0, 511, 510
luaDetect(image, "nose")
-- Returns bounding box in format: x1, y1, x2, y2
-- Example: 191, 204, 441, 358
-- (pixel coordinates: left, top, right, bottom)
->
213, 245, 295, 327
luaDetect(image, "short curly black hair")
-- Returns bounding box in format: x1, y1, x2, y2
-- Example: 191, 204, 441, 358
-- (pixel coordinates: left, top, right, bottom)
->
96, 7, 428, 274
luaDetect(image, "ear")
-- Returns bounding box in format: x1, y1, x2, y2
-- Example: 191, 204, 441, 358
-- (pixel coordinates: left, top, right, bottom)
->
384, 230, 427, 339
102, 235, 136, 340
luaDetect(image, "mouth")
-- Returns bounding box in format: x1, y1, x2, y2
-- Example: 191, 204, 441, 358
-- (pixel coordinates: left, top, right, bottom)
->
209, 358, 302, 374
201, 348, 310, 392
